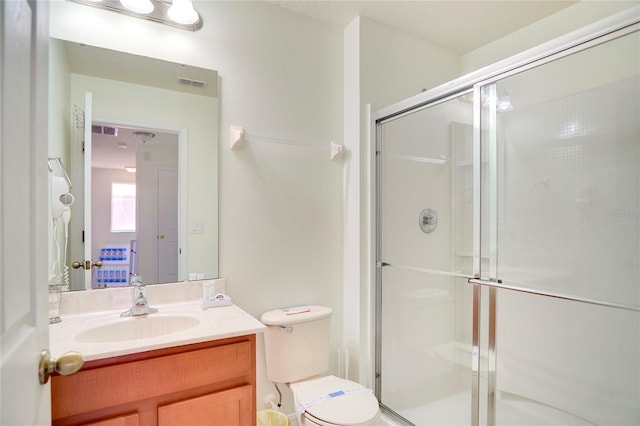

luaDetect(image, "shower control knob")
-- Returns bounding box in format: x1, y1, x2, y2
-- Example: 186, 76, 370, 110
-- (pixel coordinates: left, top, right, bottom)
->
419, 208, 438, 233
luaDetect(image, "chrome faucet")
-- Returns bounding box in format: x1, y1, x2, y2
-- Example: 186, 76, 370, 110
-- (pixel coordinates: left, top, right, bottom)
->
121, 275, 158, 317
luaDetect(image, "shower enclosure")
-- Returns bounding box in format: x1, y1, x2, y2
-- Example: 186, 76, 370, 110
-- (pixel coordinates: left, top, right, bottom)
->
373, 12, 639, 426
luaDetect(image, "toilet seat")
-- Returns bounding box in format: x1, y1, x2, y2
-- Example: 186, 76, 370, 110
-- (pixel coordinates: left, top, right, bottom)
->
292, 376, 380, 426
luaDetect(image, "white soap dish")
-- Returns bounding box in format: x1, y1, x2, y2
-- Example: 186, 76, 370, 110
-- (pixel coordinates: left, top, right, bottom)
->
201, 293, 232, 309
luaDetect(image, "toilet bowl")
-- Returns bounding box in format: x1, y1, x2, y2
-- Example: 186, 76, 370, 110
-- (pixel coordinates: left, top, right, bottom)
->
291, 375, 380, 426
261, 306, 380, 426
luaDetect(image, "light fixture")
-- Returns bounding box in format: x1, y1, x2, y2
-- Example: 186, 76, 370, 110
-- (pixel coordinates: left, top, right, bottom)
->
133, 131, 155, 143
117, 141, 128, 149
68, 0, 203, 31
124, 166, 137, 173
167, 0, 198, 25
120, 0, 153, 14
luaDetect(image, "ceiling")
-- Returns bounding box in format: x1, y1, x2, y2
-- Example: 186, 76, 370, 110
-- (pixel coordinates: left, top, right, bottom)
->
268, 0, 578, 54
92, 124, 178, 171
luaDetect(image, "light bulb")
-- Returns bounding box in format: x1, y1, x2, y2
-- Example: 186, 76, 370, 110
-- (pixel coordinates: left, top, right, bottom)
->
167, 0, 199, 25
120, 0, 154, 14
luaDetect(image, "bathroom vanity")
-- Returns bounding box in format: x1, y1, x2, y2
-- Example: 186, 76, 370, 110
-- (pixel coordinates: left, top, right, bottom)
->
49, 281, 265, 426
51, 335, 255, 425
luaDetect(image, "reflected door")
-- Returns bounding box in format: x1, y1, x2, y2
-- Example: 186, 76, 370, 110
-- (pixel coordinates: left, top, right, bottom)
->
69, 92, 94, 291
83, 92, 93, 289
157, 168, 178, 282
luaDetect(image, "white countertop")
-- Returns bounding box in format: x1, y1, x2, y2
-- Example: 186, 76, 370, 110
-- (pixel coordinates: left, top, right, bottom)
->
50, 299, 266, 361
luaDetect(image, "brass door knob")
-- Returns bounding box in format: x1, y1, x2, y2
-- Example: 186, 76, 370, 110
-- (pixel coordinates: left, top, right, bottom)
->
39, 349, 84, 384
71, 260, 103, 270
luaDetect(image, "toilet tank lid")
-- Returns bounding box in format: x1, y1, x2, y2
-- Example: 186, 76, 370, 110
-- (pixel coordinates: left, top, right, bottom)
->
261, 305, 332, 326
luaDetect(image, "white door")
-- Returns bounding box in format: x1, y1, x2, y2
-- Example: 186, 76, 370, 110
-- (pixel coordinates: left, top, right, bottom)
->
83, 93, 93, 289
0, 1, 51, 424
157, 169, 178, 282
69, 93, 93, 290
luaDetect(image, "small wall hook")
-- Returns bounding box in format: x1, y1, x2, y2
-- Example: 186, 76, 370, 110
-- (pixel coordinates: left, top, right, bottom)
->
330, 141, 344, 160
230, 126, 245, 150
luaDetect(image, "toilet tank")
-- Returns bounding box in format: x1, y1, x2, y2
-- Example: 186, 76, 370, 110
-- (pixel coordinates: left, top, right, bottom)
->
261, 305, 332, 383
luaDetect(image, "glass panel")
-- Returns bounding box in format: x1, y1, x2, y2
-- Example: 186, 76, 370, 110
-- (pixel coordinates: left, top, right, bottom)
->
381, 268, 473, 424
481, 30, 640, 425
378, 92, 474, 424
380, 94, 474, 276
490, 31, 640, 308
495, 289, 639, 425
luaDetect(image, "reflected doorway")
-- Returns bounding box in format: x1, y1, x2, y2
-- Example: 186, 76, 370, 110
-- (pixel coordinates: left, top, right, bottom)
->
91, 122, 179, 288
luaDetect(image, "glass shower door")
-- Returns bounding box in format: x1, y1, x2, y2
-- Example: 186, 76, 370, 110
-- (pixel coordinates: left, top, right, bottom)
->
477, 29, 640, 425
376, 92, 476, 425
375, 19, 638, 426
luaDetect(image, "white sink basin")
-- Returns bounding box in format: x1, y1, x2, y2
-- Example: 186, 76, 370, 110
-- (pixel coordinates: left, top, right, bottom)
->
76, 315, 200, 343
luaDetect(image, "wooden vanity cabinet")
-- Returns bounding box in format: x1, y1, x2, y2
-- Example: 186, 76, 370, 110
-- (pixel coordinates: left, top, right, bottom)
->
51, 335, 256, 426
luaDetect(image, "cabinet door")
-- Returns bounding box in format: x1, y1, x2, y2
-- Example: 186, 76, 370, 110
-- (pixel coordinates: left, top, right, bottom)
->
85, 413, 139, 426
158, 385, 252, 426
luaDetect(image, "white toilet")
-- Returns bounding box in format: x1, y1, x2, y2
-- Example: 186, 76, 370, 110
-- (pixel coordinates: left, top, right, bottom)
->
261, 305, 380, 426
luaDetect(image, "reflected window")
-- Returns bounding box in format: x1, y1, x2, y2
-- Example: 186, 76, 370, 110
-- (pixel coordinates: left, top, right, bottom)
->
111, 182, 136, 232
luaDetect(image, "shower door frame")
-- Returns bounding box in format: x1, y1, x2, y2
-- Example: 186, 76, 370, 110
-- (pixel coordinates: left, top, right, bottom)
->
371, 9, 640, 426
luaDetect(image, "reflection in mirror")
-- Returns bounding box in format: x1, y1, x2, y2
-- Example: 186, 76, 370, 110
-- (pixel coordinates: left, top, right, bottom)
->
91, 124, 180, 288
48, 38, 219, 291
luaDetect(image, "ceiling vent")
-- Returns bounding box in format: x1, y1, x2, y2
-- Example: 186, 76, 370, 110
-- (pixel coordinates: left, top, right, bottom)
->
92, 125, 118, 136
177, 77, 207, 88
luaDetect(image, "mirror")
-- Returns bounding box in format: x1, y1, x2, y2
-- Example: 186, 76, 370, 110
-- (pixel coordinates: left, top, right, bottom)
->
48, 38, 219, 291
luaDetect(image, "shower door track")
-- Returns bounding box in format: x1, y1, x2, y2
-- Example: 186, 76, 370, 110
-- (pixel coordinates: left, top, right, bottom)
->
373, 12, 639, 125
